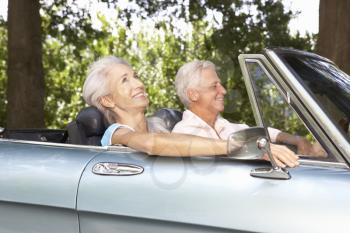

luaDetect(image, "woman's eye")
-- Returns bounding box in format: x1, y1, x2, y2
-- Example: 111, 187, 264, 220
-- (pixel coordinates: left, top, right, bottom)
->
122, 77, 128, 83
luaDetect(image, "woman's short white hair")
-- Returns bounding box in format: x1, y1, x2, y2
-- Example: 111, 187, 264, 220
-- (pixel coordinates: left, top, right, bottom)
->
175, 60, 216, 108
83, 56, 130, 123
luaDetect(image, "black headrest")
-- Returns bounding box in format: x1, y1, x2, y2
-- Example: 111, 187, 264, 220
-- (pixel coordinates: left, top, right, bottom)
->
76, 106, 108, 136
150, 108, 182, 131
67, 106, 108, 146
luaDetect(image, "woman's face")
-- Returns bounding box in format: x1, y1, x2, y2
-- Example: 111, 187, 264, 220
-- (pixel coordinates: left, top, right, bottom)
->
107, 63, 149, 111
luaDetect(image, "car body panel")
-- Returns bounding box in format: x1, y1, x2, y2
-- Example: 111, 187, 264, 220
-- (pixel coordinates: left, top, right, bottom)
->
77, 150, 350, 233
0, 140, 101, 207
0, 140, 102, 233
0, 202, 79, 233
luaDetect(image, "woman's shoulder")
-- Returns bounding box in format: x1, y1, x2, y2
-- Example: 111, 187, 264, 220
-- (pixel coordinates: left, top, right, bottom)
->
101, 123, 135, 146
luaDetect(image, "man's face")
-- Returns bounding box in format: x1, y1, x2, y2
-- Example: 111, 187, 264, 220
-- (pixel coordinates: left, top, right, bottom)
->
191, 68, 227, 115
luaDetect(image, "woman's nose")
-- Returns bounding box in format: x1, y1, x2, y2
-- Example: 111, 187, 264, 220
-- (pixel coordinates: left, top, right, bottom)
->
133, 77, 145, 89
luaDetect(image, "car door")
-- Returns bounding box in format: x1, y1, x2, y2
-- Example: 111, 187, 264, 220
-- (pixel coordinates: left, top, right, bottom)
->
77, 144, 350, 233
78, 147, 287, 233
0, 139, 103, 233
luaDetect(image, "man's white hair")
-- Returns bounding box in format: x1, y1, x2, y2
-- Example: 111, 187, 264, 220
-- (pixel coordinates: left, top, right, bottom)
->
83, 56, 130, 123
175, 60, 216, 108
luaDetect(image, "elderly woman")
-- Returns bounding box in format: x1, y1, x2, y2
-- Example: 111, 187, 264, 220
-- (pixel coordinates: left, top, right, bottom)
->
82, 56, 299, 167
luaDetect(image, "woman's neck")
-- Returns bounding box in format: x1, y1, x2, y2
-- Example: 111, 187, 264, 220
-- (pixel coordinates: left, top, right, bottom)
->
115, 110, 148, 133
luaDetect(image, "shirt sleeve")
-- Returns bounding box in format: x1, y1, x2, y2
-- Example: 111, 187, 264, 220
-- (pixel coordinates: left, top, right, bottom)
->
171, 122, 186, 134
267, 127, 282, 143
101, 123, 135, 146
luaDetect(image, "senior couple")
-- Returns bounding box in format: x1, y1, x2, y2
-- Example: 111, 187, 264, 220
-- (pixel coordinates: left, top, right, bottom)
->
83, 56, 321, 167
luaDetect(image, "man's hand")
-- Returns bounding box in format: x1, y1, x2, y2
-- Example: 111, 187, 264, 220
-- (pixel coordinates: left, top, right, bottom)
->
262, 143, 299, 168
296, 136, 313, 155
309, 142, 327, 158
296, 137, 327, 158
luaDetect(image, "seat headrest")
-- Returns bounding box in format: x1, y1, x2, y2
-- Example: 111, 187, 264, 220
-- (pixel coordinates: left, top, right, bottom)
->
76, 106, 108, 136
149, 108, 182, 132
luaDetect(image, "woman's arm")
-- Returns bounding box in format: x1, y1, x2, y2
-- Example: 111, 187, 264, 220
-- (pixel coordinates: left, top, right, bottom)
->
111, 128, 228, 157
111, 128, 300, 168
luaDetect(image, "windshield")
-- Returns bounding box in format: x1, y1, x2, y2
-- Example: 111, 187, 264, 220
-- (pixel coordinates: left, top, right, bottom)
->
278, 53, 350, 140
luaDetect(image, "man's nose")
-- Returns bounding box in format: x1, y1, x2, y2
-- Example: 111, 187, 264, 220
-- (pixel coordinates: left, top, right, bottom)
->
218, 83, 227, 95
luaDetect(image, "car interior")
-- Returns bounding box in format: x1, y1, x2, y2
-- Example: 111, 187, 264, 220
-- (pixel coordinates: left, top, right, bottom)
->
0, 107, 183, 146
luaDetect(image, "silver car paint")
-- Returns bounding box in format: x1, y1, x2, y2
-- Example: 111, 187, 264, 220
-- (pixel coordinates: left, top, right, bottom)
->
77, 151, 350, 233
0, 140, 102, 233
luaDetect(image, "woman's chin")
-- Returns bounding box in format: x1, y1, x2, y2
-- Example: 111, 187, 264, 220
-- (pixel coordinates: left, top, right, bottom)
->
141, 98, 149, 107
135, 99, 149, 109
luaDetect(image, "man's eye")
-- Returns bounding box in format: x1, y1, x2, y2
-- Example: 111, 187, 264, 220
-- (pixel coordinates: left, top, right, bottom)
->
122, 77, 128, 83
134, 74, 140, 79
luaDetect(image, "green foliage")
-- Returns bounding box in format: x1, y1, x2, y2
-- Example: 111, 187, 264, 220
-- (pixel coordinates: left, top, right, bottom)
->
1, 0, 316, 130
205, 0, 315, 126
248, 62, 310, 136
125, 0, 315, 126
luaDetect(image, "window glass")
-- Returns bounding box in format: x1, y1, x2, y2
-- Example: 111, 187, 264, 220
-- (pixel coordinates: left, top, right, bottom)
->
279, 55, 350, 141
246, 61, 337, 162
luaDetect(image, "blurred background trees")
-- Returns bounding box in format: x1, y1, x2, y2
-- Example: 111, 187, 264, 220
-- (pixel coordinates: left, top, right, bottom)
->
7, 0, 44, 128
1, 0, 317, 129
317, 0, 350, 75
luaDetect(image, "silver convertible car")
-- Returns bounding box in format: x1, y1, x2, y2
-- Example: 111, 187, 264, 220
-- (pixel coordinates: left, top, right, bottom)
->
1, 48, 350, 233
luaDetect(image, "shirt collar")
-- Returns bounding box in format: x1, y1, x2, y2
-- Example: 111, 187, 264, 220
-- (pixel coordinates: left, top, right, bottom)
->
183, 109, 227, 133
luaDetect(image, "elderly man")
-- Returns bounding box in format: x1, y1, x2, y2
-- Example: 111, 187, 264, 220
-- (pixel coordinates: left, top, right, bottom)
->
172, 60, 322, 167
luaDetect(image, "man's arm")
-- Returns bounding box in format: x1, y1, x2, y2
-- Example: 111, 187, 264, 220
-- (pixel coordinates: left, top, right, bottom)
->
275, 132, 326, 157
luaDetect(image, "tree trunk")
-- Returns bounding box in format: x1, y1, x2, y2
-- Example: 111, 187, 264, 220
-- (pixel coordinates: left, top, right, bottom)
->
6, 0, 45, 128
317, 0, 350, 75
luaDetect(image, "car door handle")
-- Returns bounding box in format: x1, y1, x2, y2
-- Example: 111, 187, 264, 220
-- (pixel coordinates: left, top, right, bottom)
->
92, 162, 144, 176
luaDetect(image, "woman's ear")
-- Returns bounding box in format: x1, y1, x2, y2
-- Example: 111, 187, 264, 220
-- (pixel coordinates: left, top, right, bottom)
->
187, 89, 199, 102
100, 95, 115, 108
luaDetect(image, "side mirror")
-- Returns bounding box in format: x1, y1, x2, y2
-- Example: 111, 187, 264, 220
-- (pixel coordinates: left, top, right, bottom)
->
228, 127, 266, 160
228, 127, 291, 180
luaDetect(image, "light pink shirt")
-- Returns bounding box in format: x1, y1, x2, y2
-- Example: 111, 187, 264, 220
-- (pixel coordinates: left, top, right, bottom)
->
172, 110, 280, 142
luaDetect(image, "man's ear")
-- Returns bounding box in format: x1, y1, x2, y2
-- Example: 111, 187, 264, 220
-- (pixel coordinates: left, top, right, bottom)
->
100, 95, 115, 108
187, 88, 199, 102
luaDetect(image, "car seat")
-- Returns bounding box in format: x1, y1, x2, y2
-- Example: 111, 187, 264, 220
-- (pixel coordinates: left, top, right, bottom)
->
67, 106, 109, 146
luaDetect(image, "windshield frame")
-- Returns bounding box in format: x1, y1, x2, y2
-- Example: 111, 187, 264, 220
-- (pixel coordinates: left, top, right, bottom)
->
274, 50, 350, 136
265, 48, 350, 165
